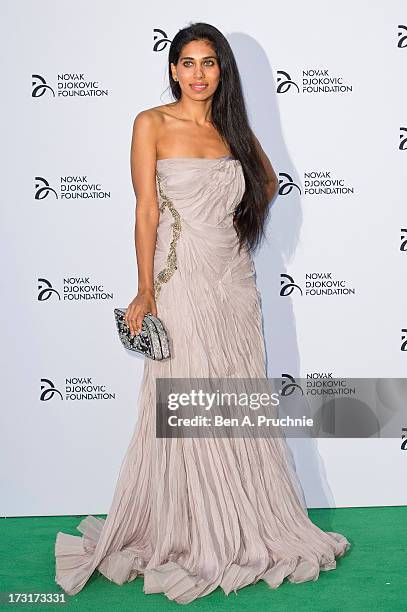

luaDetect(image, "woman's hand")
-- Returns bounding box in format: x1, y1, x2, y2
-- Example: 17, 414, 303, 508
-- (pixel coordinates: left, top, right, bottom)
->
124, 289, 157, 337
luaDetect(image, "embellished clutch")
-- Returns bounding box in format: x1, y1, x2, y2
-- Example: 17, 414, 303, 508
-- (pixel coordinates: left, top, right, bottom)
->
113, 308, 171, 360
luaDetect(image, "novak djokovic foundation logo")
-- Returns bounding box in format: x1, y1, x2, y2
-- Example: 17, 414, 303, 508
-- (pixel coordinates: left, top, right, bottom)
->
280, 272, 356, 297
153, 28, 172, 52
398, 24, 407, 48
399, 127, 407, 150
302, 170, 354, 195
279, 170, 354, 196
276, 68, 353, 94
35, 175, 111, 200
37, 277, 114, 301
40, 377, 115, 401
282, 373, 356, 397
32, 73, 109, 98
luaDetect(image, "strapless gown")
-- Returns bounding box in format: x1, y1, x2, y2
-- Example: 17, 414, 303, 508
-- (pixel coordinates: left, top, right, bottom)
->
54, 156, 351, 604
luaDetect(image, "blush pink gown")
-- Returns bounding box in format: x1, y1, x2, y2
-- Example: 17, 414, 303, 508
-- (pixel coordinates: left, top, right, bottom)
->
54, 156, 350, 604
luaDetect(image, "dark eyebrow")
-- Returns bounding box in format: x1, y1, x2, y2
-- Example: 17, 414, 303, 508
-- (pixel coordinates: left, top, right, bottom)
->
179, 56, 218, 61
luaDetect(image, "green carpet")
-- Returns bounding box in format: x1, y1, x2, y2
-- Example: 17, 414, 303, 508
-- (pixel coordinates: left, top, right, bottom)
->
0, 507, 405, 611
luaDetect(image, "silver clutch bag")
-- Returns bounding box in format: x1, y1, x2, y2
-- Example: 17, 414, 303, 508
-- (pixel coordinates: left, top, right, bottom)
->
113, 308, 171, 360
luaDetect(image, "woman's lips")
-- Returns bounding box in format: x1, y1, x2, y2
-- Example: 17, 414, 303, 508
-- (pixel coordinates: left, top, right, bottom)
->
190, 83, 208, 91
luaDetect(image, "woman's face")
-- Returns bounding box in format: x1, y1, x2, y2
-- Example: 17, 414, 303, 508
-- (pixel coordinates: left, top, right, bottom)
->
171, 39, 221, 100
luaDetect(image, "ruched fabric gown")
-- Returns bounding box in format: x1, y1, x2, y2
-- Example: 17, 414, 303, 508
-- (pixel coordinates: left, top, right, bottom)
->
55, 156, 350, 604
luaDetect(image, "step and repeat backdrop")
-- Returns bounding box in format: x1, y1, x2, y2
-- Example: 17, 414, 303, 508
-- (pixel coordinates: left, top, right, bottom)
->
1, 0, 406, 516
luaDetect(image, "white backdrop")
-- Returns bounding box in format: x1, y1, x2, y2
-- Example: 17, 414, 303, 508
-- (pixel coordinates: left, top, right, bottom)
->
1, 0, 406, 516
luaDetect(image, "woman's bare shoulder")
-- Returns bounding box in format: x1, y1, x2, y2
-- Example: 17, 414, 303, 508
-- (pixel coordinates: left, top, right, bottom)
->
134, 103, 179, 125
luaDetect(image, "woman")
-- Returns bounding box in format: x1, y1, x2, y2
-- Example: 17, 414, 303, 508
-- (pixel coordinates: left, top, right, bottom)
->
55, 22, 350, 604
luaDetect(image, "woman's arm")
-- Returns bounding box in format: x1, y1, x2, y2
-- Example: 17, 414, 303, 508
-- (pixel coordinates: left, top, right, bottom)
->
251, 130, 279, 201
124, 111, 160, 336
131, 111, 160, 294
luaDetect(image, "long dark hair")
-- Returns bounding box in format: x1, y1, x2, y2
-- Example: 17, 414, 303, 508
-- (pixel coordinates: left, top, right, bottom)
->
167, 22, 270, 254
